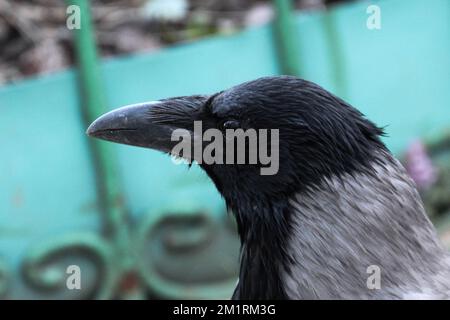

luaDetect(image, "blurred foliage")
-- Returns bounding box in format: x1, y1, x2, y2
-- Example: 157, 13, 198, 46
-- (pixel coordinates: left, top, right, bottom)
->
0, 0, 350, 84
403, 135, 450, 220
424, 168, 450, 218
422, 137, 450, 219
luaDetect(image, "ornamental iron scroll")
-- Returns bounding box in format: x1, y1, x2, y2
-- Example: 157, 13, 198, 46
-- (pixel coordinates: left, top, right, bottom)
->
21, 234, 116, 299
135, 210, 240, 299
19, 211, 239, 299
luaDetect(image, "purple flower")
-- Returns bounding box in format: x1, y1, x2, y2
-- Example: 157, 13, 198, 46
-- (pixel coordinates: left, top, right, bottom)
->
405, 139, 437, 190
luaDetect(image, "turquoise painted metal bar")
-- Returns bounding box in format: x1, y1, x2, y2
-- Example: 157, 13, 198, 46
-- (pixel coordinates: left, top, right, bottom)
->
65, 0, 131, 264
272, 0, 301, 76
322, 11, 347, 99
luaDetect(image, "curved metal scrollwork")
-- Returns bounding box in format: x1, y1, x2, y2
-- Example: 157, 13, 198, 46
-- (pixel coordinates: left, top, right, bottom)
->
21, 233, 115, 299
135, 210, 240, 299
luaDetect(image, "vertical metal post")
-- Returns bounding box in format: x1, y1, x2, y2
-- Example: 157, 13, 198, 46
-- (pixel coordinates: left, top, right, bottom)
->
323, 12, 347, 98
66, 0, 129, 256
272, 0, 301, 76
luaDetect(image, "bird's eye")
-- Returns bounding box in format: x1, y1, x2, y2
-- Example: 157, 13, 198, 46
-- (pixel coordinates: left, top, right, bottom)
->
221, 120, 241, 130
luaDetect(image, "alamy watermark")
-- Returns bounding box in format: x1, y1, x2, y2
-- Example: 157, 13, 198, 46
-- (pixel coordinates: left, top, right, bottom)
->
170, 121, 280, 176
366, 265, 381, 290
66, 5, 81, 30
63, 264, 381, 292
366, 5, 381, 30
66, 265, 81, 290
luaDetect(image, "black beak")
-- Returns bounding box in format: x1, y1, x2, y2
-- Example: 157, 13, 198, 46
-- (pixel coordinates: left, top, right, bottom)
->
86, 95, 208, 153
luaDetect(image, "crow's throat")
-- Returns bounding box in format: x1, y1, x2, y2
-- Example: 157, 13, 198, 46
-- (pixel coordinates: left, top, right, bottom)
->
230, 197, 293, 300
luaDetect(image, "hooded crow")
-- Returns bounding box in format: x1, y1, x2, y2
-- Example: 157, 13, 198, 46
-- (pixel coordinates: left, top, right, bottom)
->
87, 76, 450, 299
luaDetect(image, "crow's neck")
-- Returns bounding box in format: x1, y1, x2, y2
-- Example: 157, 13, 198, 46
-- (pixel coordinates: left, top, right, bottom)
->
230, 196, 292, 300
227, 192, 290, 300
230, 152, 448, 299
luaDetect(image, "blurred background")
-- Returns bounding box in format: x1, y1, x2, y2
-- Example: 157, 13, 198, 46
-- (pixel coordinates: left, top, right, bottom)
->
0, 0, 450, 299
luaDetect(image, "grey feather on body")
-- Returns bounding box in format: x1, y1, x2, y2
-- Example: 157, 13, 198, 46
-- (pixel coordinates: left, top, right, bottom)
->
284, 150, 450, 299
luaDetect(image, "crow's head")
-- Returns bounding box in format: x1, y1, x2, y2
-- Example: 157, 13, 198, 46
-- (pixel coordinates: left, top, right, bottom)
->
87, 76, 386, 208
87, 76, 389, 299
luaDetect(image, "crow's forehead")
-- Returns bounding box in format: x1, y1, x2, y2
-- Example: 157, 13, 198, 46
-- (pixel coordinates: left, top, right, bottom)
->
210, 89, 248, 118
210, 82, 281, 118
